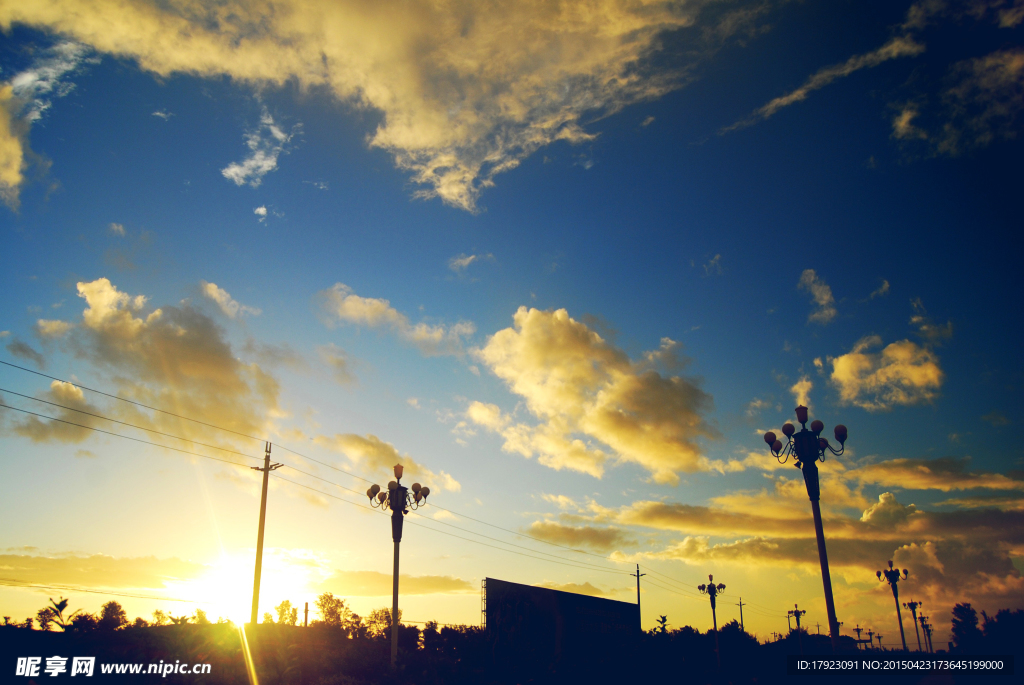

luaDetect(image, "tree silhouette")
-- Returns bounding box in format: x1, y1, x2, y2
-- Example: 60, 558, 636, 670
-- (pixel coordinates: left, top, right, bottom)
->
263, 611, 275, 624
275, 600, 298, 626
366, 607, 401, 638
981, 609, 1024, 655
192, 608, 211, 625
151, 609, 168, 626
36, 596, 81, 631
167, 613, 191, 625
951, 603, 982, 652
98, 601, 128, 631
68, 613, 98, 633
656, 615, 669, 634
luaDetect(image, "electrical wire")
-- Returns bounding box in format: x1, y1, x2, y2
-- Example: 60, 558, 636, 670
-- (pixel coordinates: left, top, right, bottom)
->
0, 365, 634, 564
0, 360, 266, 443
0, 403, 259, 469
0, 387, 264, 463
0, 578, 200, 604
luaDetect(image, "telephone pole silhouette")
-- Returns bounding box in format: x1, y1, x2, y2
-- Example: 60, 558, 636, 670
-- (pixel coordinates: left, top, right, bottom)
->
903, 600, 923, 651
304, 602, 309, 627
736, 597, 745, 632
631, 565, 646, 631
250, 442, 282, 626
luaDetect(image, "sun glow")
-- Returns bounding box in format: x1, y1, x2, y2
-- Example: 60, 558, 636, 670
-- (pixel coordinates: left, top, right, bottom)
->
173, 549, 324, 624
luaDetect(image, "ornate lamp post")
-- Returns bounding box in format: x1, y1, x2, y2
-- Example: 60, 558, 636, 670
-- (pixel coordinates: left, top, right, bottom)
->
763, 406, 847, 651
877, 561, 909, 652
698, 574, 725, 670
903, 600, 923, 651
367, 464, 430, 667
919, 614, 934, 653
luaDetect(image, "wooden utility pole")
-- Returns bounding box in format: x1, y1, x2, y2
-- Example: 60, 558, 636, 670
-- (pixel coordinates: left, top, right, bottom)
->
736, 597, 745, 632
630, 565, 646, 631
250, 442, 282, 626
304, 602, 308, 627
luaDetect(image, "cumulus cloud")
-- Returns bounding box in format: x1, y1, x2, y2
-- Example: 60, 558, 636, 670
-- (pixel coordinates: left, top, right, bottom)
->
723, 35, 924, 133
797, 269, 837, 324
199, 281, 262, 318
0, 0, 769, 212
318, 569, 473, 596
0, 41, 92, 207
846, 457, 1024, 492
828, 335, 943, 411
470, 308, 717, 484
313, 432, 460, 493
318, 283, 475, 356
526, 520, 634, 551
7, 277, 283, 457
221, 107, 298, 187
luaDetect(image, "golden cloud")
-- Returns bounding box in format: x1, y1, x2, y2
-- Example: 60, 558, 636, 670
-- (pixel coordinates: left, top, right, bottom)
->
314, 432, 460, 493
938, 47, 1024, 155
9, 278, 282, 465
534, 581, 618, 598
0, 553, 207, 589
318, 570, 473, 596
526, 520, 633, 551
846, 457, 1024, 492
471, 307, 717, 483
828, 335, 943, 411
319, 283, 475, 356
0, 85, 25, 208
0, 0, 726, 211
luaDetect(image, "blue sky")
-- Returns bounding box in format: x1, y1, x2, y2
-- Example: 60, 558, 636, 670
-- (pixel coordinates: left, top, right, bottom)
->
1, 0, 1021, 641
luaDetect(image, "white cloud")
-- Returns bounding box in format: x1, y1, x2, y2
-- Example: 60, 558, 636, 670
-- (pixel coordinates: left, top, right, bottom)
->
151, 109, 173, 120
35, 319, 73, 338
108, 222, 125, 236
199, 281, 261, 318
797, 269, 837, 324
221, 108, 298, 188
318, 283, 475, 356
317, 343, 356, 385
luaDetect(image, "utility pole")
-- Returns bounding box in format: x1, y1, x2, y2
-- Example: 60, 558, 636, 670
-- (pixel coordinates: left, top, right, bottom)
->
304, 602, 308, 627
735, 597, 745, 632
250, 442, 282, 626
815, 622, 821, 634
630, 565, 646, 631
853, 625, 863, 650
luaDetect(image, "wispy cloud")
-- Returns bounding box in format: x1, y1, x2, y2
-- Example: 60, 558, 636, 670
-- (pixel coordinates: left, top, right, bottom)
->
797, 269, 837, 324
722, 35, 925, 133
108, 222, 126, 236
151, 109, 173, 120
221, 108, 298, 188
318, 283, 475, 356
0, 41, 92, 208
199, 281, 261, 318
2, 1, 772, 212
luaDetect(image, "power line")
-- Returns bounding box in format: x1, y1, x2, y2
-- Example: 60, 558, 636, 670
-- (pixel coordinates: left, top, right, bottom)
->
0, 403, 259, 469
0, 578, 200, 604
0, 360, 266, 443
0, 387, 263, 463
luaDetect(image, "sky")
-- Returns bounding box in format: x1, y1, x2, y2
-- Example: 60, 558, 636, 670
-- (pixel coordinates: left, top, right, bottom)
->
1, 0, 1022, 646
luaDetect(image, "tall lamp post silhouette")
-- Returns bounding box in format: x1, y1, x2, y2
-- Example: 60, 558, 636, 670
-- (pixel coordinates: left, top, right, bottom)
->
763, 406, 846, 651
698, 574, 725, 670
877, 561, 909, 651
367, 464, 430, 667
903, 600, 923, 651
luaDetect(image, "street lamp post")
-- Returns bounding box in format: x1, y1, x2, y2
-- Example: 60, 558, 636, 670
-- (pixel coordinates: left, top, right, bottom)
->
763, 406, 847, 651
877, 561, 909, 652
919, 614, 934, 653
698, 574, 726, 671
367, 464, 430, 667
903, 600, 923, 651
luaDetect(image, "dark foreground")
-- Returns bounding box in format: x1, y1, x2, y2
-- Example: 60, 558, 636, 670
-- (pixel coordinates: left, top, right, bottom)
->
2, 623, 1017, 685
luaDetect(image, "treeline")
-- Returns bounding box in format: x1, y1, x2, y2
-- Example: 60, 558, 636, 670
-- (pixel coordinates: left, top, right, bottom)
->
2, 596, 1021, 684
